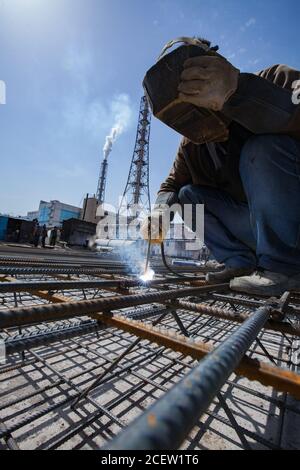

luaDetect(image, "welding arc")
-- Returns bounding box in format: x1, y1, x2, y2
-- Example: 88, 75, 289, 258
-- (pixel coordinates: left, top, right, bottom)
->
160, 242, 192, 278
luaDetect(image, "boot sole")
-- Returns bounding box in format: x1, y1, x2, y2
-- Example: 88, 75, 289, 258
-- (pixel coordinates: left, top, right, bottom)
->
230, 281, 298, 297
207, 270, 255, 285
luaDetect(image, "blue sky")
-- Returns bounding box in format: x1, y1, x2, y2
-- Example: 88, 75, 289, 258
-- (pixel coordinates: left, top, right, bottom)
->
0, 0, 300, 216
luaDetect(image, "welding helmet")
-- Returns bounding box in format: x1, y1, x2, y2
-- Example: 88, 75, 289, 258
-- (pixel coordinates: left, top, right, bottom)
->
143, 37, 230, 144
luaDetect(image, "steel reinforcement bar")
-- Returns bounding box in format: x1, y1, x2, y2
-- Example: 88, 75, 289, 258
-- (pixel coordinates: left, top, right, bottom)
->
103, 305, 279, 450
0, 264, 206, 276
3, 306, 169, 355
96, 312, 300, 399
0, 277, 204, 293
0, 266, 129, 276
170, 299, 300, 337
4, 320, 102, 355
0, 284, 228, 329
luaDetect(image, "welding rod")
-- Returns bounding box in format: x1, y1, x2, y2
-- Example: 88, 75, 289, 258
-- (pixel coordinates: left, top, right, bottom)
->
104, 304, 271, 450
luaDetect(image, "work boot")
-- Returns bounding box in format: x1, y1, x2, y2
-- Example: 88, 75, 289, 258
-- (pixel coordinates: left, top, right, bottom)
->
230, 271, 300, 297
206, 266, 255, 284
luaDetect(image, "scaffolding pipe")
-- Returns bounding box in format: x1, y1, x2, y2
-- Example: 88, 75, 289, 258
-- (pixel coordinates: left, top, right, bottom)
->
105, 305, 271, 450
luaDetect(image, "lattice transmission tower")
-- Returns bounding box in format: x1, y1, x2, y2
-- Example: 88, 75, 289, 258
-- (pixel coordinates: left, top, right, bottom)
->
119, 95, 151, 216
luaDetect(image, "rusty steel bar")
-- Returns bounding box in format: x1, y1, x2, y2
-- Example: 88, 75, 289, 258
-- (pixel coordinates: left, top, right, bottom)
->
0, 276, 204, 293
0, 260, 88, 268
0, 284, 228, 329
0, 266, 129, 276
212, 293, 300, 315
0, 261, 205, 275
171, 299, 300, 337
4, 306, 169, 355
97, 314, 300, 399
0, 256, 127, 266
212, 293, 265, 308
103, 305, 272, 449
4, 320, 102, 355
0, 266, 201, 276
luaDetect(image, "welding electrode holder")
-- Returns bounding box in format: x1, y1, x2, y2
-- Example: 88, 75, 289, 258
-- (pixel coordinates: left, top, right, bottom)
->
146, 212, 165, 245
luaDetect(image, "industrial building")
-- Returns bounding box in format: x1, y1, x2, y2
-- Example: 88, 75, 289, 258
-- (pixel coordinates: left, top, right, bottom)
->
61, 218, 97, 247
27, 200, 82, 228
0, 216, 34, 243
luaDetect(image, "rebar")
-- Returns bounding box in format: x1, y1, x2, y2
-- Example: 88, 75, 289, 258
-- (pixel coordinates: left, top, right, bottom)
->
3, 306, 169, 355
1, 248, 300, 451
171, 299, 300, 337
4, 320, 101, 355
0, 284, 228, 329
104, 305, 271, 449
0, 276, 204, 293
98, 311, 300, 398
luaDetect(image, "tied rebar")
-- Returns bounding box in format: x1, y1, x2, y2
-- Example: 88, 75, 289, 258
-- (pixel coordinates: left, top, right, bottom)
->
105, 305, 271, 450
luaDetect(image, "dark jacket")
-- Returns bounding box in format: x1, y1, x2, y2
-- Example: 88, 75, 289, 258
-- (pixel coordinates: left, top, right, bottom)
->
156, 64, 300, 206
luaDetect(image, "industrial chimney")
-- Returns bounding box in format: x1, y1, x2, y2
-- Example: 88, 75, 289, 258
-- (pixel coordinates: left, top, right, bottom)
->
96, 158, 108, 205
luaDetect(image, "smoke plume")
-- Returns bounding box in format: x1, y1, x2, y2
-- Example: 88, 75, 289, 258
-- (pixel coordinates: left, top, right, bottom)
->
103, 94, 133, 159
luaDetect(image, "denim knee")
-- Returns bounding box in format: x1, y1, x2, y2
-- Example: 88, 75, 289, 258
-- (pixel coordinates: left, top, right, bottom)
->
178, 184, 201, 204
240, 134, 299, 177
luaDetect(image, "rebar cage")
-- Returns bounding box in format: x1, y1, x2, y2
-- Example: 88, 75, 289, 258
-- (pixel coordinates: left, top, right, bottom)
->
0, 246, 300, 450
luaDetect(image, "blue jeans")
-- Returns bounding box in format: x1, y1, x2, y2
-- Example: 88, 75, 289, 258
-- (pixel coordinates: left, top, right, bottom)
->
178, 135, 300, 276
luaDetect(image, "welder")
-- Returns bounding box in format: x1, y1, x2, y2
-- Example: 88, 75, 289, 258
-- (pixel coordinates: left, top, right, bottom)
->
141, 37, 300, 297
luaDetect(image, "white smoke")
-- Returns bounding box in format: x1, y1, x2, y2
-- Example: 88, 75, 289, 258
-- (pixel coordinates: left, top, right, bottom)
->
103, 94, 133, 159
103, 128, 117, 160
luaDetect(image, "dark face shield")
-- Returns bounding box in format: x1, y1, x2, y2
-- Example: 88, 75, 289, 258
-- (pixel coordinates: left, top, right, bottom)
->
143, 38, 230, 144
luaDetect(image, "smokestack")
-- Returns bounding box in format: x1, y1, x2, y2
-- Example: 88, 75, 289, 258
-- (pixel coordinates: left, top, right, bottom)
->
96, 129, 118, 205
96, 94, 133, 205
96, 158, 108, 205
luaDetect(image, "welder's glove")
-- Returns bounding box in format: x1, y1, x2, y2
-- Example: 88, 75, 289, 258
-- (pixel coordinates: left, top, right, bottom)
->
140, 210, 169, 244
178, 56, 240, 112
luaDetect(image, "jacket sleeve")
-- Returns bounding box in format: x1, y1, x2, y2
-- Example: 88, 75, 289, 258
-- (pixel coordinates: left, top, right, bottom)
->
222, 65, 300, 139
154, 138, 192, 208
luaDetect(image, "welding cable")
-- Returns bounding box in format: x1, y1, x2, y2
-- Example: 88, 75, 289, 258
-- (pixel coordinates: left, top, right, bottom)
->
160, 242, 193, 278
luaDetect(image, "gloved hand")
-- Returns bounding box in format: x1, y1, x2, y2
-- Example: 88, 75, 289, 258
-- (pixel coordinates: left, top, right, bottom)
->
140, 210, 169, 244
178, 55, 240, 112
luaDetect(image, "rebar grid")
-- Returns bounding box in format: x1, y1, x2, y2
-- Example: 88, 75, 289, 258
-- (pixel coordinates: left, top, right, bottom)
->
0, 250, 300, 450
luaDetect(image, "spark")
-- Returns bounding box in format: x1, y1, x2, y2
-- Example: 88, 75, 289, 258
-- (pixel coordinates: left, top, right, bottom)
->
139, 268, 155, 283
